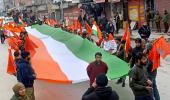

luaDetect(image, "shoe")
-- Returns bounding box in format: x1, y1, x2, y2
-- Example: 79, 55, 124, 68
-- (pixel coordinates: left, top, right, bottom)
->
122, 82, 125, 87
116, 78, 122, 84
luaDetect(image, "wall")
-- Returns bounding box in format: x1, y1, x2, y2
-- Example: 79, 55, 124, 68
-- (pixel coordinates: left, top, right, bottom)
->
64, 5, 80, 18
155, 0, 170, 29
155, 0, 170, 14
128, 0, 145, 27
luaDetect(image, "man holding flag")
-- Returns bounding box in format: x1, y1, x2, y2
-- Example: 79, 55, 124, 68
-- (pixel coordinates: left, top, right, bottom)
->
144, 43, 160, 100
129, 52, 154, 100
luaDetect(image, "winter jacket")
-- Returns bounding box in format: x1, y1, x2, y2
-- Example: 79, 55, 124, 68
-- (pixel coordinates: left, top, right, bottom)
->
106, 23, 115, 34
154, 14, 161, 23
17, 59, 36, 88
138, 26, 151, 40
130, 47, 144, 68
82, 86, 119, 100
129, 65, 151, 96
87, 61, 108, 86
10, 94, 28, 100
162, 13, 169, 22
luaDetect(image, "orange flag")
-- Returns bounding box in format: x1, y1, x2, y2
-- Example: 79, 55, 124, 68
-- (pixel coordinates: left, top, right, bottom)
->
4, 23, 20, 39
148, 45, 160, 72
121, 23, 129, 41
7, 37, 21, 51
7, 49, 16, 75
149, 36, 170, 71
85, 21, 92, 36
97, 26, 103, 40
108, 34, 114, 40
121, 23, 131, 56
24, 35, 36, 57
156, 37, 170, 59
50, 19, 57, 27
73, 20, 78, 31
70, 24, 75, 32
125, 30, 131, 57
10, 30, 20, 39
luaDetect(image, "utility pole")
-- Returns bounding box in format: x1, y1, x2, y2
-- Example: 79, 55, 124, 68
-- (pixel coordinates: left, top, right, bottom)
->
54, 0, 64, 22
2, 0, 6, 12
60, 0, 63, 21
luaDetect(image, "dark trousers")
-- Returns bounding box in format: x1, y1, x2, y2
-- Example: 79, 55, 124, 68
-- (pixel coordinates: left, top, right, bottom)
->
147, 21, 150, 28
149, 74, 160, 100
135, 95, 154, 100
0, 34, 5, 44
164, 22, 169, 33
156, 22, 161, 32
116, 23, 120, 33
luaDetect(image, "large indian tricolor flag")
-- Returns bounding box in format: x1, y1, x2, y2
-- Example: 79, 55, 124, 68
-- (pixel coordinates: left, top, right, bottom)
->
25, 24, 129, 84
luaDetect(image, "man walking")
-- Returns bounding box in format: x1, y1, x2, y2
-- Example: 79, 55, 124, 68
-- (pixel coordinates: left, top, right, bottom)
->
17, 51, 36, 100
129, 52, 154, 100
162, 10, 169, 33
82, 74, 119, 100
145, 43, 160, 100
87, 52, 108, 86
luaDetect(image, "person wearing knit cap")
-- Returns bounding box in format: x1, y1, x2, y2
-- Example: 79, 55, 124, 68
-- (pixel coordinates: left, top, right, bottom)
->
82, 74, 119, 100
11, 82, 29, 100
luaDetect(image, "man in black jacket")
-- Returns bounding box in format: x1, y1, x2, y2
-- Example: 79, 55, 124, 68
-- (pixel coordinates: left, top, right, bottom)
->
82, 74, 119, 100
17, 51, 36, 100
138, 22, 151, 41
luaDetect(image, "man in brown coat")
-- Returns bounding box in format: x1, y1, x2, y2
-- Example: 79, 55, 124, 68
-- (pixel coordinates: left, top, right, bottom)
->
87, 52, 108, 86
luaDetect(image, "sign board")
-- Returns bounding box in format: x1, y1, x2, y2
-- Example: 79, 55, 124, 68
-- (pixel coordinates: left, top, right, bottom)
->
129, 6, 139, 21
72, 0, 80, 3
109, 0, 120, 3
95, 0, 105, 3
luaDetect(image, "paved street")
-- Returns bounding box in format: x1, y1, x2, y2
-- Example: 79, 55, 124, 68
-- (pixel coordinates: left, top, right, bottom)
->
0, 38, 170, 100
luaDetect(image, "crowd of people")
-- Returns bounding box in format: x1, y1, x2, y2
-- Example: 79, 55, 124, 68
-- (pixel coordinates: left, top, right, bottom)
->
60, 9, 162, 100
0, 10, 37, 99
145, 9, 169, 33
84, 38, 160, 100
11, 31, 36, 100
0, 8, 167, 100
